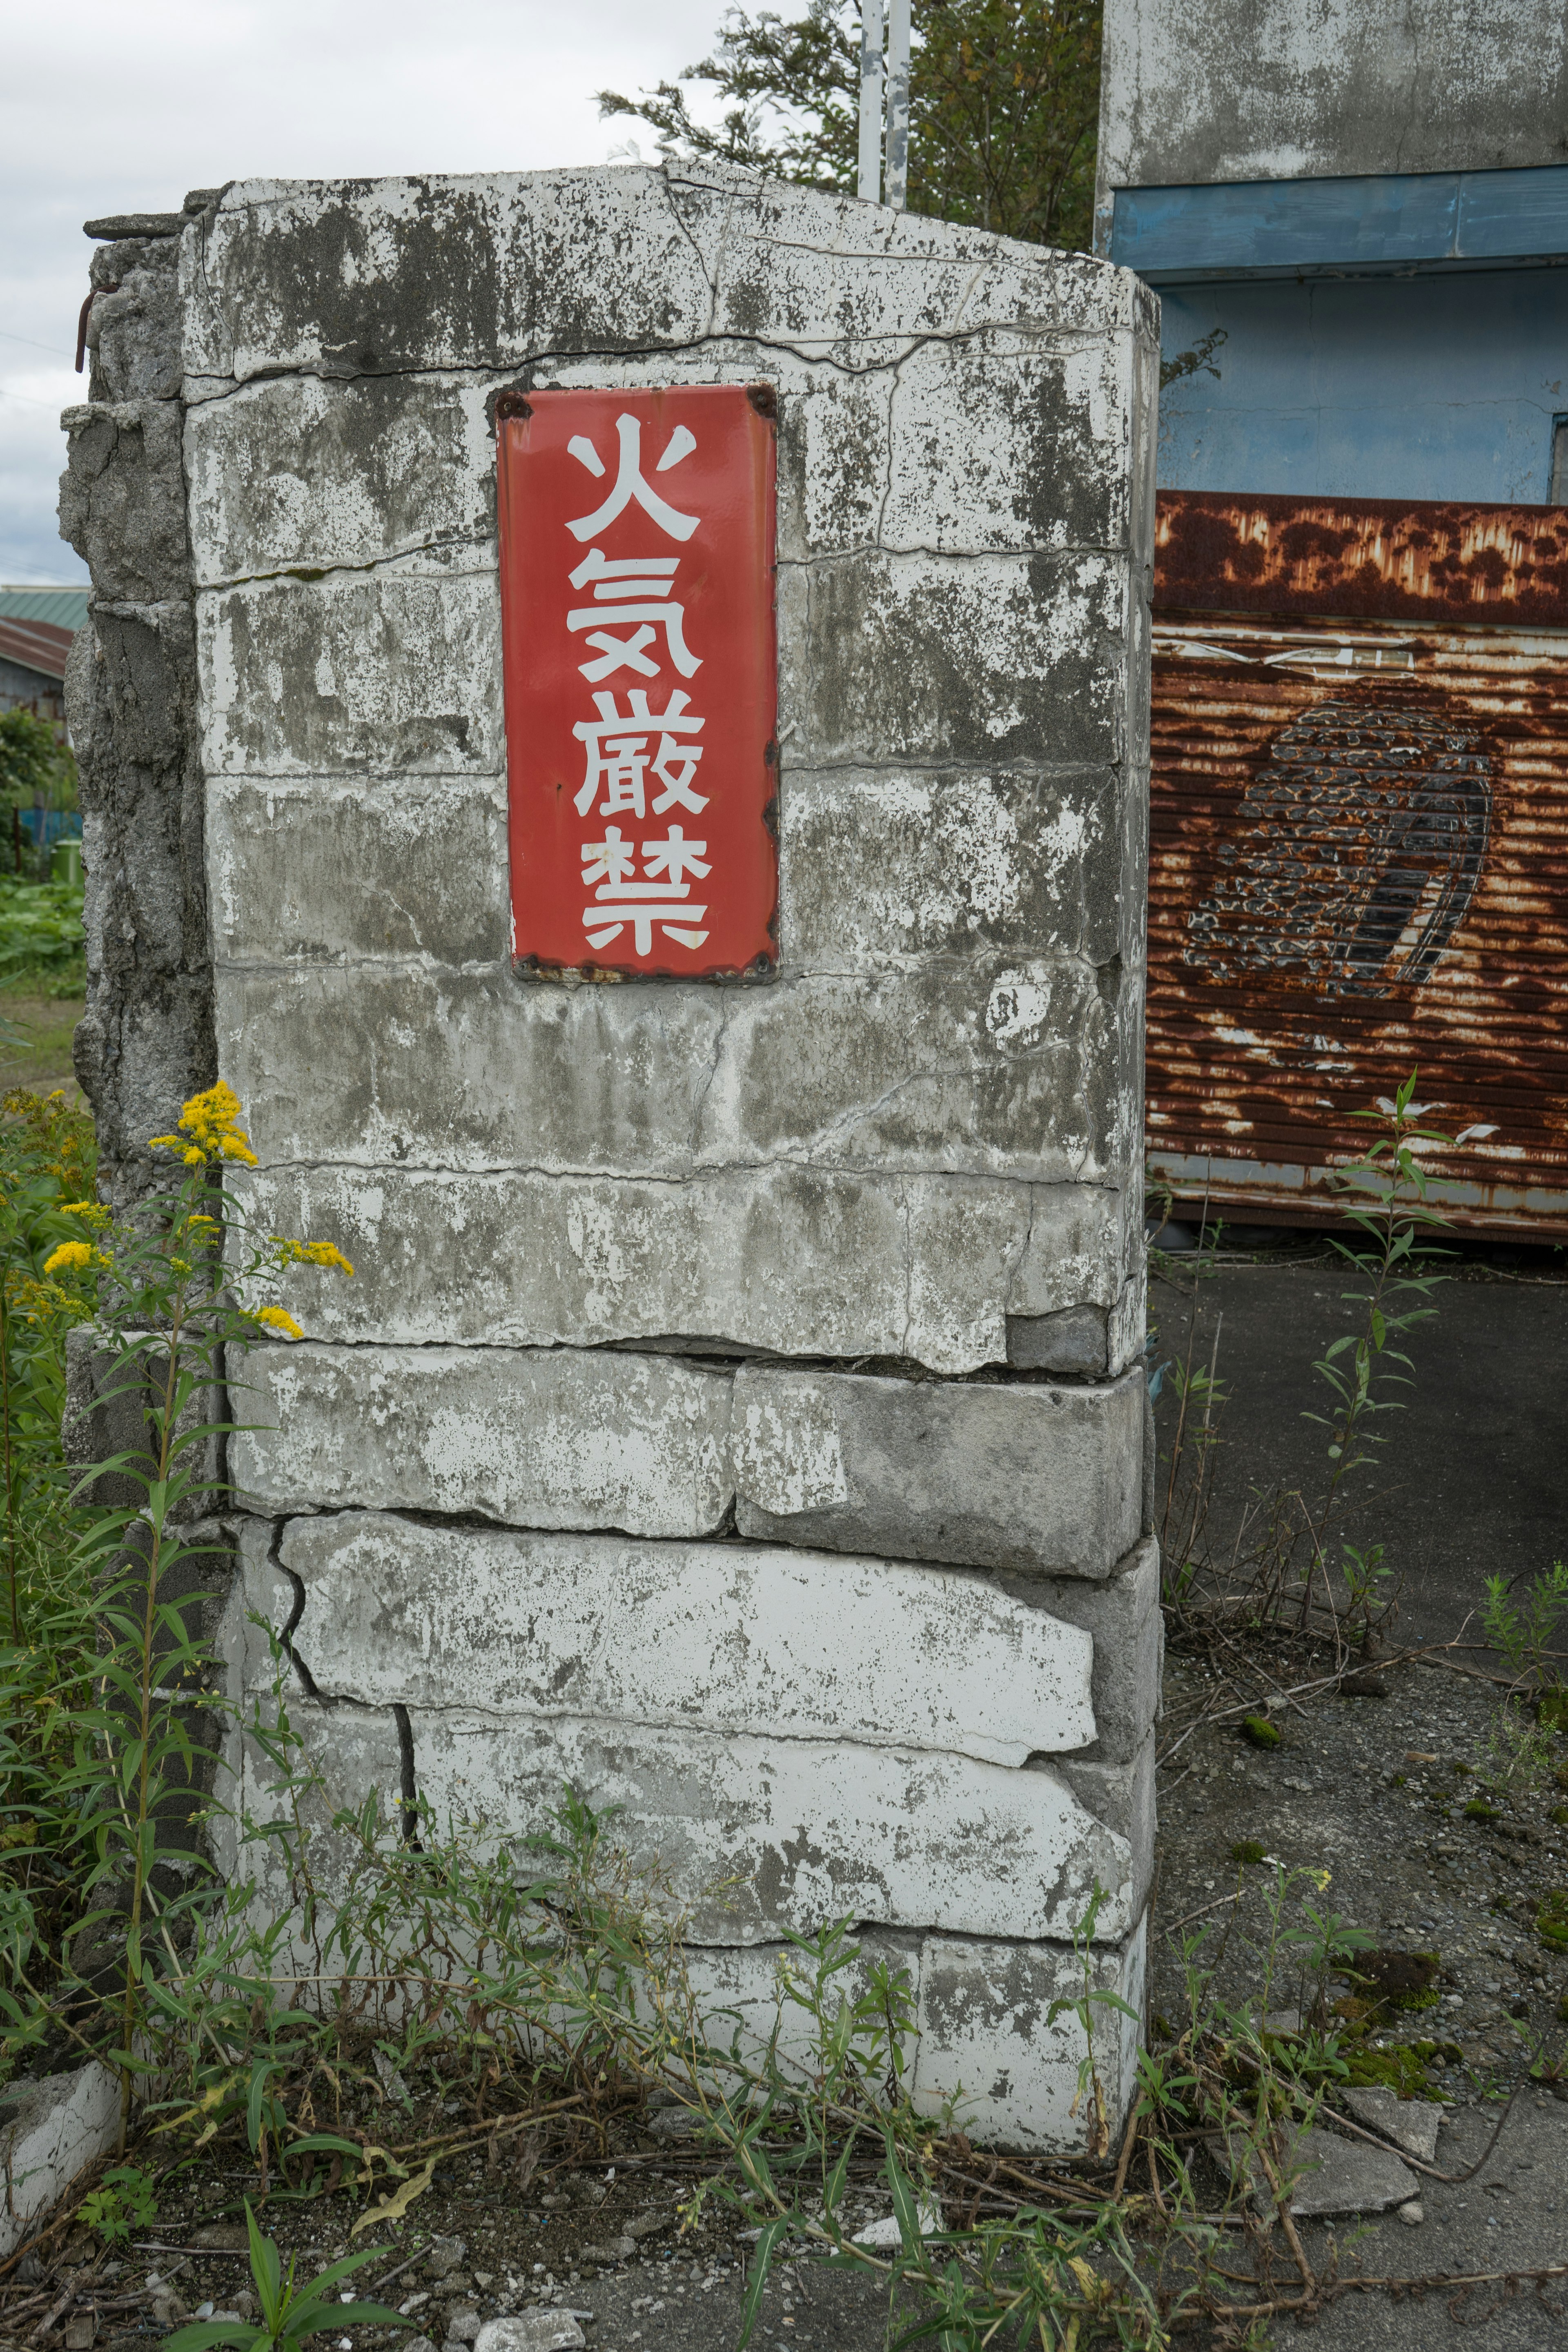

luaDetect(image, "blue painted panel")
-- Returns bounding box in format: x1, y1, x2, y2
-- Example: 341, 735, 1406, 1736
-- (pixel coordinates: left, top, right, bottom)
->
1112, 174, 1460, 273
1112, 165, 1568, 276
1457, 165, 1568, 258
1156, 271, 1568, 504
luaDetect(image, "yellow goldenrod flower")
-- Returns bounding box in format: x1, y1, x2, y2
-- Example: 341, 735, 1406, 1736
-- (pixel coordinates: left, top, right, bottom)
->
256, 1304, 304, 1340
43, 1241, 96, 1275
151, 1081, 260, 1167
273, 1237, 354, 1275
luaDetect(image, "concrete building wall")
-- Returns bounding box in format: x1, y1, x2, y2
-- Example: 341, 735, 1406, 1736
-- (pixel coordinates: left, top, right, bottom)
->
63, 162, 1160, 2147
1098, 0, 1568, 203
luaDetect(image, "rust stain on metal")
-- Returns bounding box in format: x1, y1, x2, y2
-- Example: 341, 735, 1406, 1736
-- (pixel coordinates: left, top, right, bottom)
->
1146, 545, 1568, 1235
1155, 488, 1568, 628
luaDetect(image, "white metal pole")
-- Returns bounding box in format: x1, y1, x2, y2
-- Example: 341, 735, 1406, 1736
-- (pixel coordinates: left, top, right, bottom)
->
858, 0, 885, 203
883, 0, 910, 208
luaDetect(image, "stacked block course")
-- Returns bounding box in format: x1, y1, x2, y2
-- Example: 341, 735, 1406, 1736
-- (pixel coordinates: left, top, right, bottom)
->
62, 163, 1160, 2147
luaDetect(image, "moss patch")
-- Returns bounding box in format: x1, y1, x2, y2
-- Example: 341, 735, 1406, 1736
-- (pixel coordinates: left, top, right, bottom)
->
1463, 1798, 1502, 1821
1241, 1717, 1281, 1751
1536, 1889, 1568, 1955
1231, 1840, 1267, 1866
1341, 2040, 1455, 2098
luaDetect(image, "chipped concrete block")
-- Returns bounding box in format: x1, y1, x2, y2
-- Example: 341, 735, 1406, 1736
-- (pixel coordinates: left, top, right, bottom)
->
0, 2065, 122, 2256
1054, 1736, 1156, 1916
1000, 1537, 1163, 1758
196, 569, 502, 776
732, 1365, 1144, 1579
274, 1510, 1096, 1764
185, 372, 495, 585
69, 155, 1158, 2154
234, 1162, 1038, 1375
207, 775, 510, 967
408, 1711, 1135, 1945
232, 1344, 734, 1537
214, 955, 1131, 1187
912, 1909, 1147, 2153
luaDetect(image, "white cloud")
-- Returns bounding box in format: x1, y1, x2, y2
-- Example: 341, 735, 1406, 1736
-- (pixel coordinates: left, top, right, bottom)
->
0, 0, 726, 581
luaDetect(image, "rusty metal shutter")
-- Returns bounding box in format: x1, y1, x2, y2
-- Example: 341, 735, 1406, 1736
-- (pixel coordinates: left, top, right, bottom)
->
1147, 492, 1568, 1235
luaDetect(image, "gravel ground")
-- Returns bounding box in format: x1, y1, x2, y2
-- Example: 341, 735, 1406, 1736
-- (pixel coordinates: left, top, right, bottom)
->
7, 1648, 1566, 2352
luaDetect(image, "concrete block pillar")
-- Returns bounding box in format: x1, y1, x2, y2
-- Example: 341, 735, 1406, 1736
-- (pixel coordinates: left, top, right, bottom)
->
62, 163, 1160, 2149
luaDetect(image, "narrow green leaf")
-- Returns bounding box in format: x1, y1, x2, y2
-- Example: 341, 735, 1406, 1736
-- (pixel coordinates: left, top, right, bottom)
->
737, 2217, 788, 2352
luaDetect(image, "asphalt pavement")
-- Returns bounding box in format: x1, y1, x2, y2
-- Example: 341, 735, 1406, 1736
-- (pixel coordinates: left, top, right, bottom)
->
1147, 1238, 1568, 1650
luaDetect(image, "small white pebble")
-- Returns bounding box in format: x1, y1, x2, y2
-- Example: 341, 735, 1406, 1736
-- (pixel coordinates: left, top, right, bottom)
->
1397, 2201, 1423, 2227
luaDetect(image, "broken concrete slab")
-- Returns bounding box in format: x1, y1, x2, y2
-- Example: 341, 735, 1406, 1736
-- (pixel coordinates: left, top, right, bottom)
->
731, 1364, 1145, 1578
1215, 2123, 1421, 2217
1341, 2087, 1447, 2163
232, 1343, 735, 1538
276, 1510, 1096, 1765
0, 2064, 122, 2257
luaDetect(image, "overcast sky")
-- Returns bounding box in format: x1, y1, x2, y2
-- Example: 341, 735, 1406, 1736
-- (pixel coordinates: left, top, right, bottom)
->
0, 0, 728, 583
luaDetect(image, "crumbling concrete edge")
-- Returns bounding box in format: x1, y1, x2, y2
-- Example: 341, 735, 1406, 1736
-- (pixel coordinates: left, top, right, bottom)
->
60, 195, 216, 1205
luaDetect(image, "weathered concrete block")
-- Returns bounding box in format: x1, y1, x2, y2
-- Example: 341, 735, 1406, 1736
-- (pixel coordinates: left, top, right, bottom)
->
1008, 1182, 1144, 1375
408, 1709, 1135, 1944
234, 1345, 734, 1536
779, 766, 1137, 972
883, 336, 1141, 557
196, 570, 502, 775
0, 2065, 122, 2256
732, 1365, 1145, 1579
234, 1160, 1041, 1372
183, 168, 718, 381
216, 956, 1132, 1186
207, 775, 509, 967
699, 169, 1137, 352
275, 1509, 1096, 1766
912, 1909, 1147, 2152
185, 372, 495, 585
1000, 1537, 1163, 1759
60, 401, 190, 602
780, 550, 1131, 770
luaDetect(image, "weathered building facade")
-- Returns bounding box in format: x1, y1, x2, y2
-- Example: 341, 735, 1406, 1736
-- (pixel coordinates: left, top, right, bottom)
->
62, 165, 1160, 2145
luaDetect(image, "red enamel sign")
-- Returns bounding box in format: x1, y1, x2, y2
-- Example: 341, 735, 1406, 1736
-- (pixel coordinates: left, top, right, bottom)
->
497, 384, 779, 977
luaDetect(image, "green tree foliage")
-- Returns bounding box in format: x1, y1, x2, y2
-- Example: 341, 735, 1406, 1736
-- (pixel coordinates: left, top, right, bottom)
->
0, 710, 74, 813
598, 0, 1103, 252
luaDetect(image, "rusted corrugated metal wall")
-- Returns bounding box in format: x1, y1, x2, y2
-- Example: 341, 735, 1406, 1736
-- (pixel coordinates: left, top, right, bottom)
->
1147, 492, 1568, 1234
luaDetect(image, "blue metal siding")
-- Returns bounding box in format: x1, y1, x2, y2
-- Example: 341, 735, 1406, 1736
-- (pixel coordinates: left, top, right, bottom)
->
1156, 270, 1568, 503
1112, 165, 1568, 277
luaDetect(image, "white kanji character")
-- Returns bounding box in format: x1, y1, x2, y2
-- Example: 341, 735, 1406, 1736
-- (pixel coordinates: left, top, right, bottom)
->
642, 826, 710, 885
566, 546, 700, 682
566, 415, 699, 543
573, 690, 704, 817
580, 826, 637, 889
